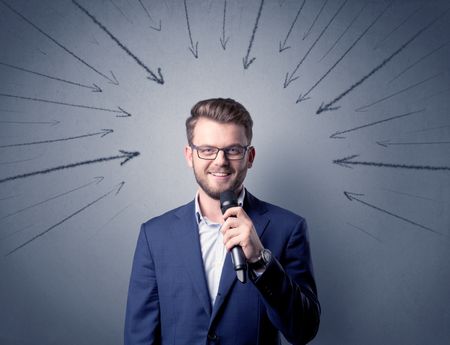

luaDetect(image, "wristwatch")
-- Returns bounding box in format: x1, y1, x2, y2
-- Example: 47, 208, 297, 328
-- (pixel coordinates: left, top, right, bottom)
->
248, 249, 272, 271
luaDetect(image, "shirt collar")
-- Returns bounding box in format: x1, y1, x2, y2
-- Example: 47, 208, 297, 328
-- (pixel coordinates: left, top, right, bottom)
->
195, 188, 246, 225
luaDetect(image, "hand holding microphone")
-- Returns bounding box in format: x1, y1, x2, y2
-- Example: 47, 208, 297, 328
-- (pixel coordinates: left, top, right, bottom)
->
220, 190, 265, 284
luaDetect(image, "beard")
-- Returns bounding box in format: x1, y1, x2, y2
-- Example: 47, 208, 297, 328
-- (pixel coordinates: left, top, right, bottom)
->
192, 162, 247, 200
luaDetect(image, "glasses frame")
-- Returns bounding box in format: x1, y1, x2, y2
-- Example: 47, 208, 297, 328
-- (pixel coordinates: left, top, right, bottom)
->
190, 144, 251, 160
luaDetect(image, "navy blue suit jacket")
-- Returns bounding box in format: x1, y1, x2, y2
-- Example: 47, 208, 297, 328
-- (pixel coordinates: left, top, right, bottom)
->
124, 191, 320, 344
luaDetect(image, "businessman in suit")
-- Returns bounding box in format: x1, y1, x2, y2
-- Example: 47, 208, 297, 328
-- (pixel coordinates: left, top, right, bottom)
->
124, 98, 320, 344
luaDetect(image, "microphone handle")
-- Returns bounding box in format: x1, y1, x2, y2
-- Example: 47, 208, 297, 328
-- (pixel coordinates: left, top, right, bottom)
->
231, 245, 247, 283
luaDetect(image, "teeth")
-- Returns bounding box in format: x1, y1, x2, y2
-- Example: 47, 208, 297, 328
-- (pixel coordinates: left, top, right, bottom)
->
211, 172, 229, 176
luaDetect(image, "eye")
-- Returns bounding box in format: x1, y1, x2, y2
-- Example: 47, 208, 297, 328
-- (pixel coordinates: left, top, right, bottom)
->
199, 147, 216, 155
227, 146, 243, 155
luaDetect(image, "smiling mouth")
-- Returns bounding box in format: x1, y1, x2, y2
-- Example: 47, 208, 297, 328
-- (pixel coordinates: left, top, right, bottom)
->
209, 172, 232, 177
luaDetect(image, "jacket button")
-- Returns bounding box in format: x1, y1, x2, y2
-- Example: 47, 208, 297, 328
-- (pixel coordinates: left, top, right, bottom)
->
207, 332, 218, 340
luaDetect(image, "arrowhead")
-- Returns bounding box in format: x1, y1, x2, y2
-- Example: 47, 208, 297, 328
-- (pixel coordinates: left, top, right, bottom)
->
279, 41, 290, 53
100, 129, 114, 137
329, 132, 345, 139
316, 102, 340, 114
50, 120, 60, 127
283, 72, 299, 88
147, 67, 164, 84
376, 140, 390, 147
296, 93, 310, 104
93, 176, 104, 184
150, 19, 162, 31
108, 71, 119, 85
343, 191, 364, 201
115, 181, 126, 195
91, 83, 102, 92
119, 150, 140, 166
220, 36, 229, 50
243, 56, 256, 69
116, 107, 132, 117
333, 154, 359, 168
189, 41, 199, 58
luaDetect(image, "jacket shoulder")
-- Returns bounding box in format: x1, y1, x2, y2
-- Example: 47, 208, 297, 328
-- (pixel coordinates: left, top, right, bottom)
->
141, 200, 194, 231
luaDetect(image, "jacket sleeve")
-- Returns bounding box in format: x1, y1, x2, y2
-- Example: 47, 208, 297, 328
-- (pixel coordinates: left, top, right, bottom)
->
124, 224, 161, 345
251, 219, 320, 345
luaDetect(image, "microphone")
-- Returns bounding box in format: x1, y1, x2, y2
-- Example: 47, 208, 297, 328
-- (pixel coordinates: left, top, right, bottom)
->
220, 190, 247, 283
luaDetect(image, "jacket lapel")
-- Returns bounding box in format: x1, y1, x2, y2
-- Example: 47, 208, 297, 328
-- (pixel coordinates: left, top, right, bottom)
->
210, 191, 270, 324
172, 201, 212, 316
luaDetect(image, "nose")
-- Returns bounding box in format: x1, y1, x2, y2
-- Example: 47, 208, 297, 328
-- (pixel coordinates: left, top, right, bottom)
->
213, 149, 229, 165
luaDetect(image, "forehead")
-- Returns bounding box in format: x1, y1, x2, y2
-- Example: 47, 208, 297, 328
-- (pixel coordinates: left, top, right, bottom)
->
192, 117, 247, 145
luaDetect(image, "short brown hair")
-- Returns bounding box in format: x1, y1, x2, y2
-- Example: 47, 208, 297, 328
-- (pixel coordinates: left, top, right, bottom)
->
186, 98, 253, 145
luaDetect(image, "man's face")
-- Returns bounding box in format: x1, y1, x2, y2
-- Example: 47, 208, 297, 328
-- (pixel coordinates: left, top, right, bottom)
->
184, 117, 255, 200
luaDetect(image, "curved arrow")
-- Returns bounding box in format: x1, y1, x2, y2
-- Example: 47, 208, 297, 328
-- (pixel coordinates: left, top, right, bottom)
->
0, 129, 113, 148
0, 150, 139, 185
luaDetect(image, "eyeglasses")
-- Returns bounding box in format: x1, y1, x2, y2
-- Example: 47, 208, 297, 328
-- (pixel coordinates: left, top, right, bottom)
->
191, 144, 250, 160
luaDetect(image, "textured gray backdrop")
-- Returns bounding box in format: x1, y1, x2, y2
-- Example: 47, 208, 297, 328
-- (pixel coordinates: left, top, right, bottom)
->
0, 0, 449, 344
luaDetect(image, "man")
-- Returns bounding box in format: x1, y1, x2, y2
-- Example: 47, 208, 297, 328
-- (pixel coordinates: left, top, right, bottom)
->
124, 98, 320, 344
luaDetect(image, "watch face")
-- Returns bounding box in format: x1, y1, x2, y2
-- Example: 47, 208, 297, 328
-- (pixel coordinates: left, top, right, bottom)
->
262, 249, 271, 263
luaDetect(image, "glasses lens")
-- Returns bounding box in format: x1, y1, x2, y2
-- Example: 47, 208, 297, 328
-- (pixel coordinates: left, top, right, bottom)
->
197, 146, 218, 159
225, 146, 245, 159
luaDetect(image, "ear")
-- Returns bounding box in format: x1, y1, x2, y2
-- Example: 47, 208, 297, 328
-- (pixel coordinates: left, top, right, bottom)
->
247, 146, 256, 169
184, 145, 193, 168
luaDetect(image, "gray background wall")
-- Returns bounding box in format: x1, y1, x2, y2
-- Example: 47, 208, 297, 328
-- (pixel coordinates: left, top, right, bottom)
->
0, 0, 449, 344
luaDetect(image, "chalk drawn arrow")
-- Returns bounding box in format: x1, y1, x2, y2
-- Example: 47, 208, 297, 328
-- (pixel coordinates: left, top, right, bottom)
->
220, 0, 230, 50
278, 0, 306, 53
0, 119, 60, 126
72, 0, 164, 84
296, 1, 392, 103
0, 0, 119, 85
0, 92, 131, 117
0, 61, 102, 92
284, 0, 348, 88
243, 0, 265, 69
343, 191, 439, 234
329, 109, 425, 139
6, 181, 125, 256
316, 8, 449, 114
0, 150, 139, 185
0, 129, 113, 149
377, 139, 450, 148
302, 0, 329, 41
334, 154, 450, 172
184, 0, 199, 58
0, 176, 104, 222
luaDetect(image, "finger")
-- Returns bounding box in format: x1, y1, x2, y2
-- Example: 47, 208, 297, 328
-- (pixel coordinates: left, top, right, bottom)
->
224, 232, 245, 252
222, 206, 242, 220
221, 217, 240, 234
222, 226, 241, 244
